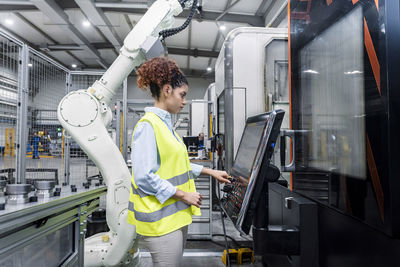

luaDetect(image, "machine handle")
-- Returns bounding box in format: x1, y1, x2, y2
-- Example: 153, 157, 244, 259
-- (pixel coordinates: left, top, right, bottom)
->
280, 130, 296, 172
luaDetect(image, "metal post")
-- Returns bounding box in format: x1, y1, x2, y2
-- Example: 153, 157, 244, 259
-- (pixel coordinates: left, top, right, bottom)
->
64, 73, 72, 185
16, 44, 29, 184
207, 88, 213, 138
122, 78, 128, 161
189, 104, 192, 136
116, 100, 121, 151
224, 88, 234, 171
77, 206, 84, 266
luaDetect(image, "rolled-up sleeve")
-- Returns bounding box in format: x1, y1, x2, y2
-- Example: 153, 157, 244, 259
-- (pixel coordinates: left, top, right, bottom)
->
190, 163, 203, 178
131, 122, 177, 204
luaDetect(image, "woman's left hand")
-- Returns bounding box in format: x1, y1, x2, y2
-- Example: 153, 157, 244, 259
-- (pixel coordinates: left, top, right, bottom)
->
210, 170, 230, 184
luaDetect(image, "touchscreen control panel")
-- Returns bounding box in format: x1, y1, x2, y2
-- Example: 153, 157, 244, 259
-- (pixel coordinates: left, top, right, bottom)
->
220, 110, 284, 233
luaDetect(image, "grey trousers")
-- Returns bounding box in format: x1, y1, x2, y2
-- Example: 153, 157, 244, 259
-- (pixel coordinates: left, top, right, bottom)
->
140, 225, 188, 267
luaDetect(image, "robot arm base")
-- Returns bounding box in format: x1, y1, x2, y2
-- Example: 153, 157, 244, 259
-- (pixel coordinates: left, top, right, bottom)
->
84, 229, 140, 267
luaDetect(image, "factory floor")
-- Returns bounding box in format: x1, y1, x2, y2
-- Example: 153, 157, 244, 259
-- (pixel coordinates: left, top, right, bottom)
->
138, 211, 263, 267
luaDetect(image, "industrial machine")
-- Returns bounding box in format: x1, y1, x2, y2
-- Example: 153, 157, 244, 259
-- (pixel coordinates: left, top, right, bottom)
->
259, 0, 400, 266
218, 1, 400, 266
57, 0, 198, 266
214, 27, 288, 176
220, 110, 319, 266
239, 0, 400, 267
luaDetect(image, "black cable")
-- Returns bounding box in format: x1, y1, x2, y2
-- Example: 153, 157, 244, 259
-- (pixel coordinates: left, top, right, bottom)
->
212, 234, 241, 248
178, 0, 188, 7
159, 0, 198, 40
287, 255, 293, 263
217, 182, 231, 267
210, 239, 228, 248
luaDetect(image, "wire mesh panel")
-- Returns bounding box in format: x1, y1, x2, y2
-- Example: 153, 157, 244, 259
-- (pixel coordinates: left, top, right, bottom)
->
125, 102, 147, 159
26, 51, 68, 185
0, 35, 20, 177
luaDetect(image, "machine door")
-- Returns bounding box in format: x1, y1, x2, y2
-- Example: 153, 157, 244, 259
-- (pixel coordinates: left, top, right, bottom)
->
264, 39, 290, 183
289, 0, 399, 237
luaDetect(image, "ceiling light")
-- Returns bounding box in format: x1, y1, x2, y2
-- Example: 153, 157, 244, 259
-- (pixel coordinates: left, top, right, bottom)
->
28, 63, 33, 67
71, 64, 77, 68
5, 19, 13, 26
206, 66, 212, 72
344, 70, 363, 75
219, 25, 226, 31
303, 69, 319, 74
82, 20, 91, 27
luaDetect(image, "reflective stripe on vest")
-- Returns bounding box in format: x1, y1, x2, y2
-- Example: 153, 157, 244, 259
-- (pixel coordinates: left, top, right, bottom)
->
130, 170, 194, 198
128, 200, 190, 223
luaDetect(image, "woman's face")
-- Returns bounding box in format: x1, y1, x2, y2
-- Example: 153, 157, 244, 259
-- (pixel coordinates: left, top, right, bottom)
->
164, 84, 188, 114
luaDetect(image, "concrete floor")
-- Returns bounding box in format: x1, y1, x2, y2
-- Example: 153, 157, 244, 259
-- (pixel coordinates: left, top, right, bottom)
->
139, 254, 262, 267
138, 211, 262, 267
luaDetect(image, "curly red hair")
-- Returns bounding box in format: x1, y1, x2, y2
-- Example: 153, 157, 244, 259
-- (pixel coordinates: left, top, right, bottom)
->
136, 57, 187, 99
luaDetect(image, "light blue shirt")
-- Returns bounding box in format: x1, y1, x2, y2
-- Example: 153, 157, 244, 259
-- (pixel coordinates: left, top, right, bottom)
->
131, 107, 203, 204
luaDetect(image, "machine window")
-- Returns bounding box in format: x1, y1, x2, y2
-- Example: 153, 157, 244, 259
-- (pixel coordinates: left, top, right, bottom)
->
299, 6, 365, 179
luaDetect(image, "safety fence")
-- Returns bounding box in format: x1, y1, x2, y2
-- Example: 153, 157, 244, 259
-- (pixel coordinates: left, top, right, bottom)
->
0, 34, 19, 174
0, 29, 123, 190
0, 27, 199, 194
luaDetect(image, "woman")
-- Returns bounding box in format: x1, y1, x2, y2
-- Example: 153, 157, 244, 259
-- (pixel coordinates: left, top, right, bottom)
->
127, 57, 230, 266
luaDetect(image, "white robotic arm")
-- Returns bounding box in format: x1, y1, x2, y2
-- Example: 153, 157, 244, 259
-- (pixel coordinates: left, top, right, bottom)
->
87, 0, 184, 105
57, 1, 194, 266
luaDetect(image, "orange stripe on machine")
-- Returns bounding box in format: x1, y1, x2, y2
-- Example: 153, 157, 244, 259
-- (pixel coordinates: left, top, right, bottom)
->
364, 18, 381, 95
366, 135, 384, 223
374, 0, 379, 11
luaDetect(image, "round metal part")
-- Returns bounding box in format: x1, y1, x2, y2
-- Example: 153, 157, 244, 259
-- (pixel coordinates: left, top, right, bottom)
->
36, 189, 54, 199
7, 194, 29, 204
34, 180, 55, 190
59, 92, 99, 127
6, 184, 31, 195
0, 179, 6, 199
0, 180, 6, 197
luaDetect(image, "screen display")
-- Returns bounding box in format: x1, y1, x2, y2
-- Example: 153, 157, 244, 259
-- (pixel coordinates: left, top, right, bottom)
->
232, 120, 268, 178
183, 136, 199, 149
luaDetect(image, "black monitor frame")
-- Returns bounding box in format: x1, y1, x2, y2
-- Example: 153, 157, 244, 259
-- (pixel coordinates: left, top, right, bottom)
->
183, 136, 199, 150
221, 109, 285, 234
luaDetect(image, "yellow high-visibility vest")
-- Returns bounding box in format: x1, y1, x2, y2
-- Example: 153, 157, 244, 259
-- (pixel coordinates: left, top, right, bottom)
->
127, 112, 201, 236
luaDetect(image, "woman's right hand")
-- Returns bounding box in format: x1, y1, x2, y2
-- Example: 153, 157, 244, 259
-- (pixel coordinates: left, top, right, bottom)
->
174, 189, 202, 208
